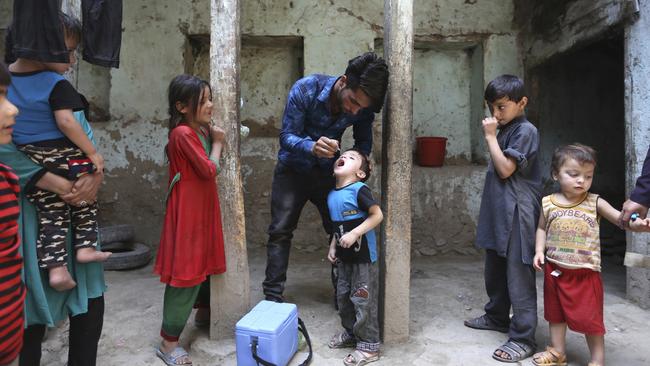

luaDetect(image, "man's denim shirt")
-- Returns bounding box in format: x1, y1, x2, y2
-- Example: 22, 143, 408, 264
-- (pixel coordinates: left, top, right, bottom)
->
278, 74, 374, 173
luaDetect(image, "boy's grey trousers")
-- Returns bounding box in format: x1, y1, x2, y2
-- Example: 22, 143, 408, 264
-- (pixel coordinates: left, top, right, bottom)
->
336, 261, 380, 352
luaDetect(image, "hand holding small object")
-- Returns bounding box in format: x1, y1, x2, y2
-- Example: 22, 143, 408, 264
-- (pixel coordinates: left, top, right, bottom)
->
312, 136, 339, 158
339, 231, 360, 248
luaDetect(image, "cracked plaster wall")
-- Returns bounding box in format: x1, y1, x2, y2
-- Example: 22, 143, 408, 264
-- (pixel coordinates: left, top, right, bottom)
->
0, 0, 519, 256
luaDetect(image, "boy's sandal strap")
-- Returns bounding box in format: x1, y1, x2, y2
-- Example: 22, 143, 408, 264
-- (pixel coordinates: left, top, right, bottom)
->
492, 340, 535, 363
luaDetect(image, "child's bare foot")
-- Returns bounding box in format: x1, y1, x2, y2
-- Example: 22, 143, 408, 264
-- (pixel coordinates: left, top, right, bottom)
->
76, 247, 112, 263
49, 266, 77, 291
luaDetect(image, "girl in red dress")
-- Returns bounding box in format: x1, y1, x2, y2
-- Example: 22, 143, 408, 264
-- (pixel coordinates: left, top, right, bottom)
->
154, 75, 226, 366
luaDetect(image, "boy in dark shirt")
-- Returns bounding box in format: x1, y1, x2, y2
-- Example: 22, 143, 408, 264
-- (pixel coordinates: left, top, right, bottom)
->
464, 75, 542, 363
326, 148, 383, 366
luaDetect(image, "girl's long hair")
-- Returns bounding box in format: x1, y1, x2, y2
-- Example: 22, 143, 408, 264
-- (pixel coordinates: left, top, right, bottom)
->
167, 74, 211, 133
165, 75, 211, 159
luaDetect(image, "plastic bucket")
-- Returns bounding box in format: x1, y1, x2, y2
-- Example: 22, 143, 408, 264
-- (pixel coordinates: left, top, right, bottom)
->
416, 137, 447, 167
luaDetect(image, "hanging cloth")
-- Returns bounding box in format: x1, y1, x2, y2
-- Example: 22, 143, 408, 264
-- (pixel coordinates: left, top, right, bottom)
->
9, 0, 69, 63
81, 0, 123, 68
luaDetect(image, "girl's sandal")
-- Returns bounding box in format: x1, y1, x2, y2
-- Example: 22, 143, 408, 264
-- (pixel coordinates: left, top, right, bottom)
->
532, 346, 567, 366
156, 346, 192, 365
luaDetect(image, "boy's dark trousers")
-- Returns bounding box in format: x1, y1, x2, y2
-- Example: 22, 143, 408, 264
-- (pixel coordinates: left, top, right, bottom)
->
483, 212, 537, 347
336, 261, 380, 352
263, 162, 335, 302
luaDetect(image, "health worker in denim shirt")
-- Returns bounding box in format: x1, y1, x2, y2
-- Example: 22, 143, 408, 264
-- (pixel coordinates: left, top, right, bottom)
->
263, 52, 389, 302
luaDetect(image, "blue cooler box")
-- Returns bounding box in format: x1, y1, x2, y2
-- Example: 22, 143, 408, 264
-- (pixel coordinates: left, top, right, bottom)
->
235, 301, 298, 366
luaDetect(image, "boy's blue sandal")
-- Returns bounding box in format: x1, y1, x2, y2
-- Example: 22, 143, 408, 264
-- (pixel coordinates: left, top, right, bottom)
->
156, 346, 192, 365
492, 340, 535, 363
464, 314, 509, 333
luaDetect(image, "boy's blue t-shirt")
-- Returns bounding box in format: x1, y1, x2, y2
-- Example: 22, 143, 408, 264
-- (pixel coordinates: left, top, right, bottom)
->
328, 181, 378, 263
8, 71, 82, 145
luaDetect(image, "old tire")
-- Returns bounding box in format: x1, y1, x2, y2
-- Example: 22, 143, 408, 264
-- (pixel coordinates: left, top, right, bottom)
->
101, 241, 133, 252
99, 225, 135, 245
103, 242, 151, 271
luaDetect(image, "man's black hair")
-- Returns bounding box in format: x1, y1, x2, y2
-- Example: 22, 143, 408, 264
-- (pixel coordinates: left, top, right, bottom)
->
344, 52, 389, 113
484, 74, 526, 103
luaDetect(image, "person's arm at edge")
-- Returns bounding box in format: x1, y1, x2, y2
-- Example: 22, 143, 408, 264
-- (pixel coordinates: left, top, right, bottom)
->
0, 143, 71, 195
630, 146, 650, 207
621, 146, 650, 227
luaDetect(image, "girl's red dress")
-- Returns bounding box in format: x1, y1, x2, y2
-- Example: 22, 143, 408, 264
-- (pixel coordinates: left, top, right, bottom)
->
154, 124, 226, 287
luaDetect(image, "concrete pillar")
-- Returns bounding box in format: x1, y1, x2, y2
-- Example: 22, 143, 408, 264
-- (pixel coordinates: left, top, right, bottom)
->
209, 0, 251, 338
381, 0, 413, 342
624, 1, 650, 309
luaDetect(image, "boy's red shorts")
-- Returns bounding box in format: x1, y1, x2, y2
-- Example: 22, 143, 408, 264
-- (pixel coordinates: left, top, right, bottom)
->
543, 261, 605, 335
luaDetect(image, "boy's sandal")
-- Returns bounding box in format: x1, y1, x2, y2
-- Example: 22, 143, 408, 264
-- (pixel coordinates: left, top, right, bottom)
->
343, 350, 380, 366
532, 346, 567, 366
328, 331, 356, 349
492, 340, 535, 363
464, 314, 509, 333
156, 346, 192, 365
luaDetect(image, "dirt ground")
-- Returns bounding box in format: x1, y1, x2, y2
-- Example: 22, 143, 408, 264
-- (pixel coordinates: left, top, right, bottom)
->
38, 247, 650, 366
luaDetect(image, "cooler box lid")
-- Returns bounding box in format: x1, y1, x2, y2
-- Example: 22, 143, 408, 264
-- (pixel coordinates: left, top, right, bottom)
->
236, 301, 297, 335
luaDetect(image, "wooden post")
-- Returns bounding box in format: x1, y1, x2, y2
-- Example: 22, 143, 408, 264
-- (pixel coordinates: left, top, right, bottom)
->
381, 0, 414, 343
209, 0, 251, 338
624, 1, 650, 308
